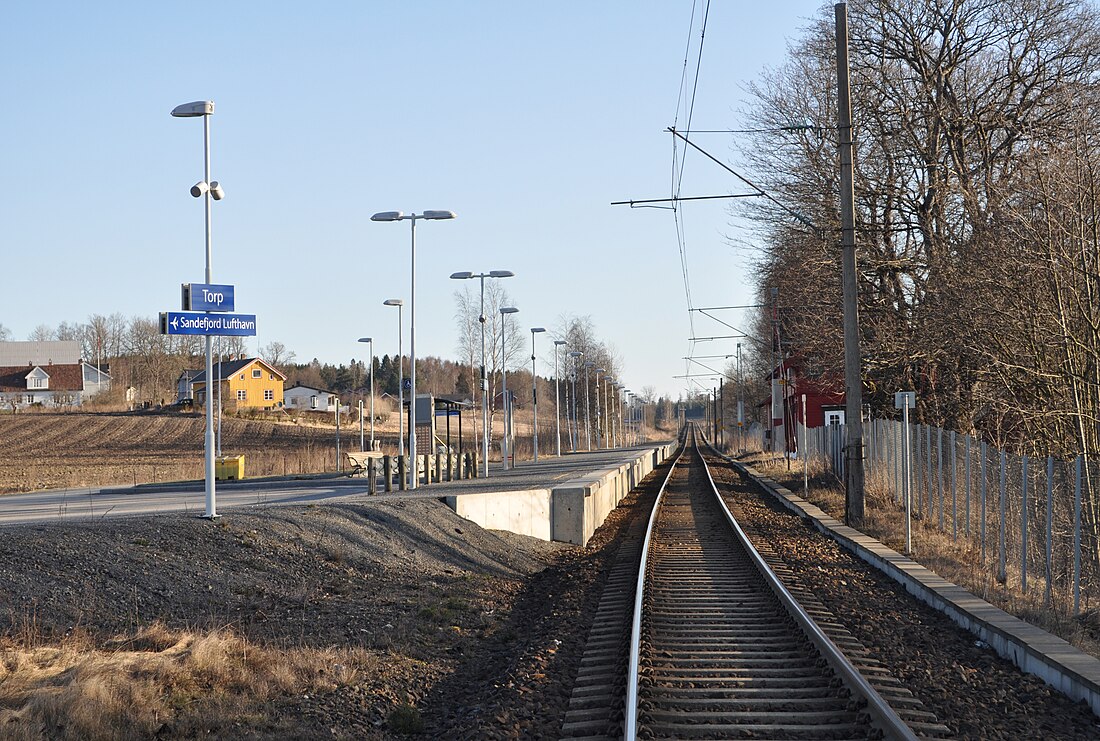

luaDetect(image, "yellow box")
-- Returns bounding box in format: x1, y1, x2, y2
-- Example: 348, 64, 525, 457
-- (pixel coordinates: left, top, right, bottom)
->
215, 455, 245, 480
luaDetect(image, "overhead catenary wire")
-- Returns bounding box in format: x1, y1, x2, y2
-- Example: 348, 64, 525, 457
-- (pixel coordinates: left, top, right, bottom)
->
671, 1, 712, 369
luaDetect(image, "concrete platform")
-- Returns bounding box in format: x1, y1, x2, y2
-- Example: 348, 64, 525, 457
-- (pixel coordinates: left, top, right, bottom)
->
0, 444, 675, 536
443, 442, 676, 546
714, 447, 1100, 719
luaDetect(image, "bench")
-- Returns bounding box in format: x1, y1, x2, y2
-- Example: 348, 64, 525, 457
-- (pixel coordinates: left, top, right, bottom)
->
345, 450, 384, 476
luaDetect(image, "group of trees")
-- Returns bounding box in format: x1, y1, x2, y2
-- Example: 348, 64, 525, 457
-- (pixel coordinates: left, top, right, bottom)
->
734, 0, 1100, 463
4, 304, 641, 433
450, 282, 641, 437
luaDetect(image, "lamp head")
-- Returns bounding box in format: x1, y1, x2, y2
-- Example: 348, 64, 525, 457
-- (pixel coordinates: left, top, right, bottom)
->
371, 211, 404, 222
383, 298, 403, 307
449, 271, 473, 280
554, 340, 568, 347
357, 337, 372, 343
569, 351, 583, 358
209, 181, 225, 200
190, 181, 209, 198
596, 368, 606, 373
422, 210, 456, 220
489, 270, 514, 278
531, 327, 546, 334
171, 100, 214, 117
500, 306, 519, 315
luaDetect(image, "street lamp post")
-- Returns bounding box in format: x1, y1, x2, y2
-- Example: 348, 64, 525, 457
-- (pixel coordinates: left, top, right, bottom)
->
623, 389, 632, 446
594, 368, 606, 449
383, 300, 404, 459
357, 337, 375, 451
530, 327, 546, 461
568, 351, 583, 452
553, 340, 568, 456
583, 362, 594, 451
372, 209, 456, 490
608, 382, 616, 448
499, 307, 519, 469
616, 380, 624, 444
450, 269, 514, 477
171, 100, 224, 520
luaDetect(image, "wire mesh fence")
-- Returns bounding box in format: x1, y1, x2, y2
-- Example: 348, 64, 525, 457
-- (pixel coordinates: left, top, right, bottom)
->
803, 419, 1099, 616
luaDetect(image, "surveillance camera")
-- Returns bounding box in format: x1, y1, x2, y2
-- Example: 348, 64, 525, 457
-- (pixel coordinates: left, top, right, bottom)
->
209, 181, 225, 200
190, 181, 209, 198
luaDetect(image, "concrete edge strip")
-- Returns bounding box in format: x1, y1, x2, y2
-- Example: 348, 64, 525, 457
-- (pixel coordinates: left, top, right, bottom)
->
719, 453, 1100, 718
552, 442, 676, 490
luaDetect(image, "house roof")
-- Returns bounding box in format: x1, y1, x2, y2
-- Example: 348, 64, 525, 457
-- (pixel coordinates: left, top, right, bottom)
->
0, 341, 81, 366
191, 357, 287, 385
0, 364, 85, 392
435, 393, 475, 408
285, 383, 338, 396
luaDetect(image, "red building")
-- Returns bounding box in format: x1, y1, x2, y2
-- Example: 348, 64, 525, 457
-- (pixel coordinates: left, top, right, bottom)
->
763, 356, 845, 453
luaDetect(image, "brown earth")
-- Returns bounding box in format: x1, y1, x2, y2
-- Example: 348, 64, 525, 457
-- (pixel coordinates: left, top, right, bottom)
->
0, 411, 661, 495
0, 412, 387, 494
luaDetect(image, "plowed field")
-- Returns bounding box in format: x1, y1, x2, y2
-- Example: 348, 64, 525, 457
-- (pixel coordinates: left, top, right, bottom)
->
0, 412, 370, 493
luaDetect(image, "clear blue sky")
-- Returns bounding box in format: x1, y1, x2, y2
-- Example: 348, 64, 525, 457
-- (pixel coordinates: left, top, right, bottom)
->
2, 1, 826, 398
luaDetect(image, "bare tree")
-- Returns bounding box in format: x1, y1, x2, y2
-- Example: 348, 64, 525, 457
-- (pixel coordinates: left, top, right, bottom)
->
28, 325, 53, 342
453, 282, 523, 419
261, 340, 296, 368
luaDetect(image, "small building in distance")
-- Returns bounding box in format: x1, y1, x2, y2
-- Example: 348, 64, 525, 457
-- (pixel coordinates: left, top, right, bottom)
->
0, 340, 112, 410
284, 383, 347, 414
176, 369, 203, 402
190, 357, 286, 411
763, 355, 845, 454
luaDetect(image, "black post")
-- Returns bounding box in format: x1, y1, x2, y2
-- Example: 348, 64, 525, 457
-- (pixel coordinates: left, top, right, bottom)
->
713, 387, 718, 443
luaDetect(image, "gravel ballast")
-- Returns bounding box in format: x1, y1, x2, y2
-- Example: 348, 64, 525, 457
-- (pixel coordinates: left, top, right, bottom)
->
702, 449, 1100, 740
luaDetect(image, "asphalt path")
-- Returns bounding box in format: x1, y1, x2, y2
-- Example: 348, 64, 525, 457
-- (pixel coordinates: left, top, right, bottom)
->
0, 445, 668, 527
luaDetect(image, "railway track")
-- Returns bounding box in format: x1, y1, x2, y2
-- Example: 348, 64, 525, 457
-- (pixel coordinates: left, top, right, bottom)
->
564, 425, 941, 739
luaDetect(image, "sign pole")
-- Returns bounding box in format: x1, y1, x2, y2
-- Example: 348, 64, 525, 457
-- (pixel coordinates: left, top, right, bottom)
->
201, 113, 217, 519
802, 394, 808, 497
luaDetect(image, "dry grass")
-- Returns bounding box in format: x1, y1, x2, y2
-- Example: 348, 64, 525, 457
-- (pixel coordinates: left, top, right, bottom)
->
0, 622, 368, 740
744, 452, 1100, 660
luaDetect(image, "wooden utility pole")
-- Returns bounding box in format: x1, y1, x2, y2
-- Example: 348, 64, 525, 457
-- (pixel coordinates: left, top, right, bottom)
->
836, 2, 865, 525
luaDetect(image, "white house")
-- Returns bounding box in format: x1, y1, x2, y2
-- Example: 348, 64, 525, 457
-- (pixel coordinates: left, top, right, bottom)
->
176, 369, 203, 402
283, 384, 348, 414
0, 341, 112, 410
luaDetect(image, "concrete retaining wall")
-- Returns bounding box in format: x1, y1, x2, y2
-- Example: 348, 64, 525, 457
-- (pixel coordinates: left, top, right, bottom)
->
445, 443, 676, 546
447, 488, 553, 541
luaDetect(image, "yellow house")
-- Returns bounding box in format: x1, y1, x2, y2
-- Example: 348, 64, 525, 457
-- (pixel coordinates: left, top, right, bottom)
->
191, 357, 286, 411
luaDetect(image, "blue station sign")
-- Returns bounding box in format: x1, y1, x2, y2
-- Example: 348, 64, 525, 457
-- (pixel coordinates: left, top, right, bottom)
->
182, 283, 235, 312
160, 311, 257, 337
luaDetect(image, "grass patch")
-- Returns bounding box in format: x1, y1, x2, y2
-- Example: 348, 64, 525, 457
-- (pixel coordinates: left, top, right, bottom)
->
0, 622, 370, 739
387, 703, 424, 733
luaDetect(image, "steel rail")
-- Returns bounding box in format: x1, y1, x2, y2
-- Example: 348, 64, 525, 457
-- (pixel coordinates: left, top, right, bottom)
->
693, 427, 918, 741
623, 435, 685, 739
623, 423, 917, 740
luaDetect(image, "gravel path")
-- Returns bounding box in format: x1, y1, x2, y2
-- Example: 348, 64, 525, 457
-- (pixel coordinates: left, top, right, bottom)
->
702, 449, 1100, 740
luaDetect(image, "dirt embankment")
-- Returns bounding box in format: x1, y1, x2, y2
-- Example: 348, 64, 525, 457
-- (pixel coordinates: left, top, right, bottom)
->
0, 483, 655, 739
